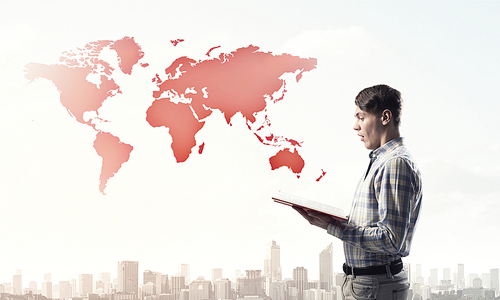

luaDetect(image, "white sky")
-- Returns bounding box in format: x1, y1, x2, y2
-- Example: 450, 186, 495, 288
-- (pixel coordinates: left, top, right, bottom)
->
1, 0, 500, 287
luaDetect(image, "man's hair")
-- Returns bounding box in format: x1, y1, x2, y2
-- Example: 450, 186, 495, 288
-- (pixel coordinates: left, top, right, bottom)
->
355, 84, 403, 127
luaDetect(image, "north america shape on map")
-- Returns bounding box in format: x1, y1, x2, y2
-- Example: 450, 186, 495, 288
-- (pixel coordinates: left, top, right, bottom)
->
24, 36, 321, 194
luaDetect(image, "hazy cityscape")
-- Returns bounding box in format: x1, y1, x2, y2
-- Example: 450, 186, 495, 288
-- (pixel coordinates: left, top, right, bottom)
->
1, 241, 498, 300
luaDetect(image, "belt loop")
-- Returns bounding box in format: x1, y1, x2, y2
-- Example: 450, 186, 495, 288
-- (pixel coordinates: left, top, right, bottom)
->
351, 266, 356, 278
385, 264, 392, 279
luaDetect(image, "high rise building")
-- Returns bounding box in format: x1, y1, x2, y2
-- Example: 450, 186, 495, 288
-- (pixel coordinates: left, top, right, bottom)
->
491, 269, 499, 295
171, 275, 186, 300
443, 268, 451, 281
457, 264, 465, 288
42, 281, 52, 298
29, 281, 38, 294
141, 282, 155, 298
59, 281, 73, 299
118, 261, 139, 295
268, 281, 286, 300
430, 269, 438, 287
179, 264, 190, 284
189, 277, 212, 300
211, 268, 223, 285
100, 273, 111, 283
319, 243, 333, 291
482, 273, 491, 289
13, 270, 22, 295
157, 274, 169, 295
79, 274, 93, 296
237, 270, 265, 298
293, 267, 308, 300
214, 278, 232, 300
264, 241, 282, 282
143, 270, 157, 284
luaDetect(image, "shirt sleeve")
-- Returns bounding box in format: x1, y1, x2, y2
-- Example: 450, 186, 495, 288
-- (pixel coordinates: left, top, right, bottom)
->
329, 157, 416, 254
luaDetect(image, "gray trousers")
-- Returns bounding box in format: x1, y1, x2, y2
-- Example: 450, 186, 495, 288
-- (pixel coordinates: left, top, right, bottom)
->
341, 269, 410, 300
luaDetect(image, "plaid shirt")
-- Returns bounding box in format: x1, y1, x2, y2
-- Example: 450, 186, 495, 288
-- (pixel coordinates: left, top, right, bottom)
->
327, 137, 422, 268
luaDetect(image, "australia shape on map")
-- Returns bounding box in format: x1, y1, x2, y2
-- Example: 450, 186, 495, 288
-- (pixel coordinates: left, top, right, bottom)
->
24, 37, 321, 194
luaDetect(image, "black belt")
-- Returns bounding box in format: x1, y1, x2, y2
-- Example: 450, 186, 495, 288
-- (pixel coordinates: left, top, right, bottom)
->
343, 259, 403, 276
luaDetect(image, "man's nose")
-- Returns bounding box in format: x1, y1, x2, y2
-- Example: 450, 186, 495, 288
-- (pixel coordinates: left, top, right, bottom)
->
353, 121, 360, 131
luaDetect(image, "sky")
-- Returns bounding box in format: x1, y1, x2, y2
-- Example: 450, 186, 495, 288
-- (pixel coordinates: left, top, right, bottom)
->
1, 0, 500, 288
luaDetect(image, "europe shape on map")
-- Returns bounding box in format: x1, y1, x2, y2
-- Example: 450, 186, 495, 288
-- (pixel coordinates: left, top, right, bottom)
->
24, 37, 318, 194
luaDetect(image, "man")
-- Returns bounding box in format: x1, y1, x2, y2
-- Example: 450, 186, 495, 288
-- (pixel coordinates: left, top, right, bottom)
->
294, 84, 422, 300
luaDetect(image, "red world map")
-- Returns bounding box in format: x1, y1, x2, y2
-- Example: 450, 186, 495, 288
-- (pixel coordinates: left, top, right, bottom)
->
24, 37, 319, 194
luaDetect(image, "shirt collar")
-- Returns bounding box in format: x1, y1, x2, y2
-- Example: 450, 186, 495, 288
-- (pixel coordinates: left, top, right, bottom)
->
369, 137, 404, 160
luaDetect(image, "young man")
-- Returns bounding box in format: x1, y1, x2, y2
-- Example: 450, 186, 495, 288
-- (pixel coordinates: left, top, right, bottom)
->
294, 84, 422, 300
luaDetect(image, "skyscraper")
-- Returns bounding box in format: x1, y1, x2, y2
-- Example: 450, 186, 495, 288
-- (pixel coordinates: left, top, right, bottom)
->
491, 269, 499, 295
319, 243, 333, 291
42, 281, 52, 298
179, 264, 190, 285
457, 264, 465, 288
293, 267, 308, 300
171, 275, 186, 300
29, 281, 38, 294
264, 241, 282, 282
118, 261, 139, 295
13, 270, 22, 295
189, 277, 212, 300
59, 281, 73, 299
214, 278, 232, 300
212, 268, 223, 285
430, 269, 438, 287
79, 274, 93, 296
237, 270, 265, 298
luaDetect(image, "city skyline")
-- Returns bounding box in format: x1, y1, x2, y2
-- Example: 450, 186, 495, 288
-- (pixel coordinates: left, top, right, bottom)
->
1, 242, 498, 291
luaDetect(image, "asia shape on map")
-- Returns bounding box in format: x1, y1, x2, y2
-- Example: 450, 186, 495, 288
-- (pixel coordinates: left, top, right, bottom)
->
24, 36, 319, 194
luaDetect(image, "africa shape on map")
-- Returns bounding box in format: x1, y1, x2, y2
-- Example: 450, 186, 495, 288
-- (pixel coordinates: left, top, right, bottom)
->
24, 36, 319, 194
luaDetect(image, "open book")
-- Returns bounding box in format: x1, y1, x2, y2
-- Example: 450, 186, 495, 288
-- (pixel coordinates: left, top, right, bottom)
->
272, 191, 348, 221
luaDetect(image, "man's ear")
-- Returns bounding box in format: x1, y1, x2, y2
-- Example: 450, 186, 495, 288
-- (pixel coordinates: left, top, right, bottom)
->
381, 109, 392, 126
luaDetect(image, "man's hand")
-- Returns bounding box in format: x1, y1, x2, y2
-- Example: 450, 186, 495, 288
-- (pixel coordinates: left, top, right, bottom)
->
293, 206, 333, 230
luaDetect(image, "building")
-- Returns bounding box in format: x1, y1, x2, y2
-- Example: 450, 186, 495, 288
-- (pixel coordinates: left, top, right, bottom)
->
79, 274, 93, 296
157, 274, 169, 295
141, 282, 156, 299
42, 281, 52, 298
13, 270, 22, 295
214, 278, 232, 300
457, 264, 465, 288
430, 269, 438, 287
319, 243, 333, 292
212, 268, 223, 285
118, 261, 139, 295
188, 277, 212, 300
179, 264, 190, 285
171, 275, 186, 300
491, 268, 499, 295
237, 270, 265, 298
293, 267, 308, 300
59, 281, 73, 299
268, 281, 286, 300
28, 281, 38, 294
264, 241, 282, 283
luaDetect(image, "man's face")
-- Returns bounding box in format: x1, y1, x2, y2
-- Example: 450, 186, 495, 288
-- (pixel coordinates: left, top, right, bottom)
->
353, 106, 384, 150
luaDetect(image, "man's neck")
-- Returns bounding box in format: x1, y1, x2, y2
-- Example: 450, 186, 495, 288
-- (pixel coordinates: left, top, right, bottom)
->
380, 128, 400, 147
